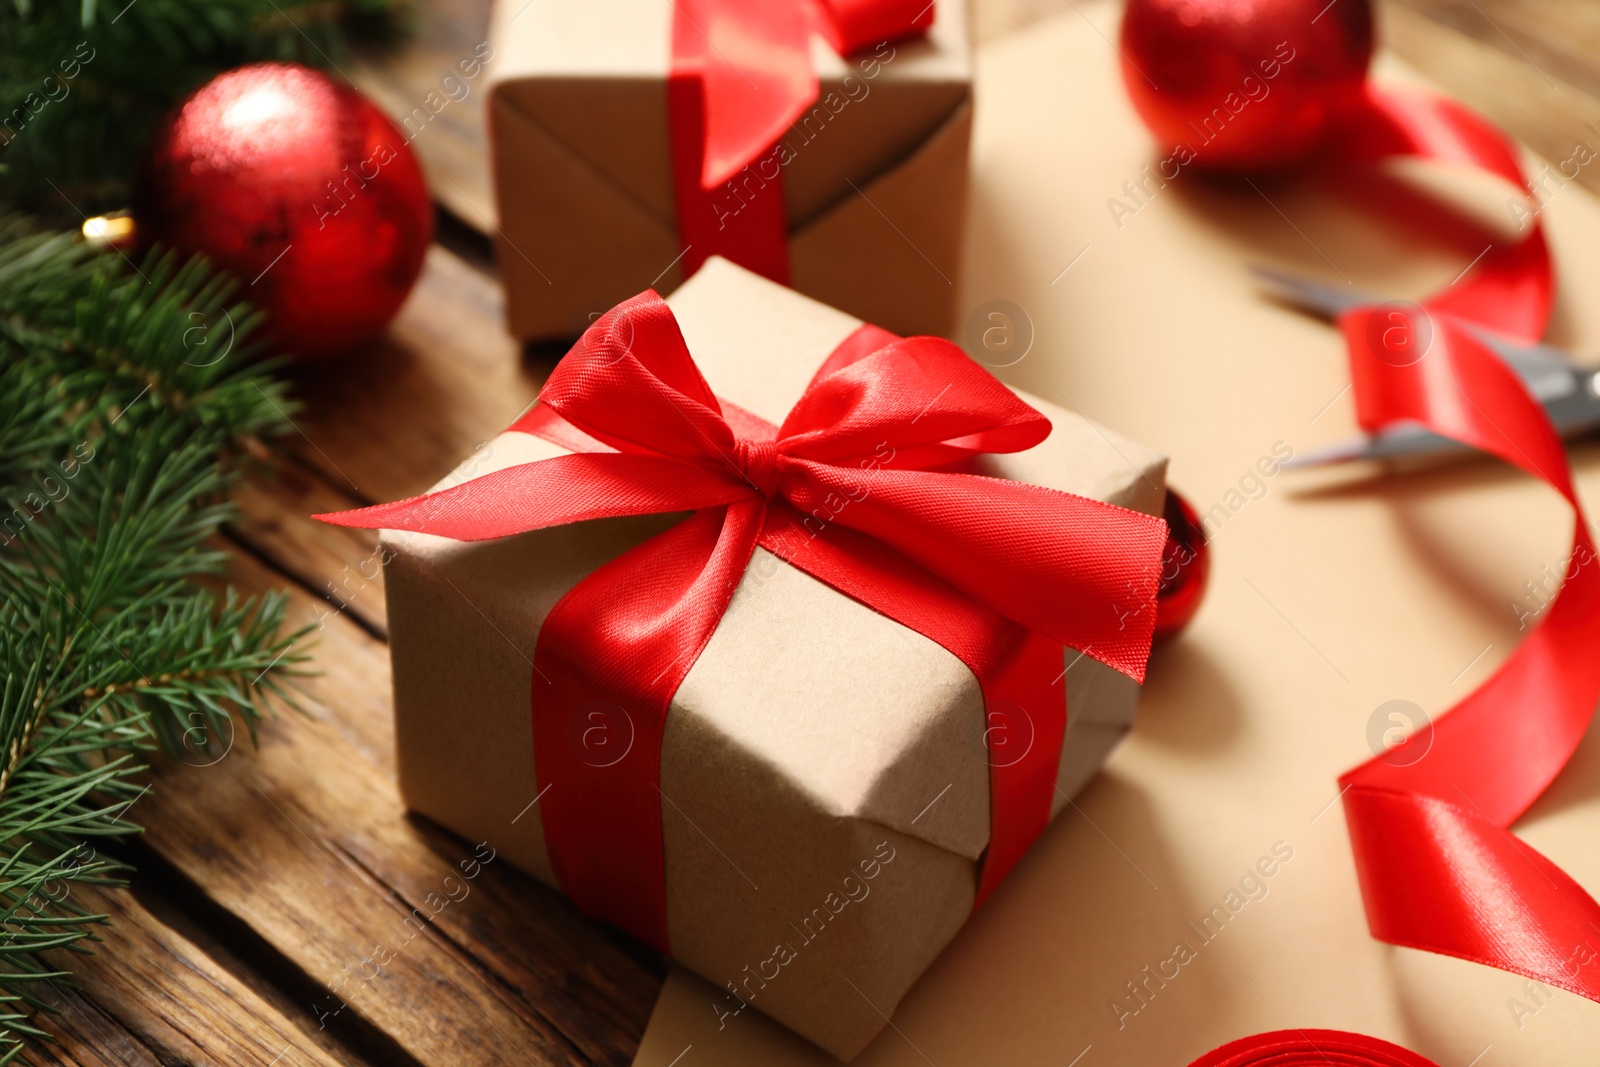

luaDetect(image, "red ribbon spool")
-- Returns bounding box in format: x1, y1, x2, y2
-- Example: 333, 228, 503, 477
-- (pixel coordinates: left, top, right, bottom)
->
1189, 1030, 1441, 1067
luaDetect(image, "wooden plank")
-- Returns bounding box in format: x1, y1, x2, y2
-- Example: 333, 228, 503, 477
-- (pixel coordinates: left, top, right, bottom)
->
38, 885, 358, 1067
277, 245, 539, 505
230, 461, 389, 640
1382, 1, 1600, 202
33, 986, 163, 1067
350, 0, 496, 231
50, 6, 1599, 1066
1389, 0, 1600, 101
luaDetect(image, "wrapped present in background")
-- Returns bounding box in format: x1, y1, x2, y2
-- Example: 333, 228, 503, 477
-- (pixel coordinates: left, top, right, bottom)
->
486, 0, 973, 341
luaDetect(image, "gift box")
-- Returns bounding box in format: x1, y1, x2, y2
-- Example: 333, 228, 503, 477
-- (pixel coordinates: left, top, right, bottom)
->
354, 258, 1167, 1059
485, 0, 973, 342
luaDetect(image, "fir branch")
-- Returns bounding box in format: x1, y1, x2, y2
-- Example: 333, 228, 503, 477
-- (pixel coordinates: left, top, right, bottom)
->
1, 0, 404, 219
0, 216, 310, 1062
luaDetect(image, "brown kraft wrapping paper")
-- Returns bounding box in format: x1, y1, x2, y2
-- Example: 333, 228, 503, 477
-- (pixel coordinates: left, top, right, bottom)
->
381, 256, 1166, 1059
631, 4, 1600, 1066
486, 0, 972, 342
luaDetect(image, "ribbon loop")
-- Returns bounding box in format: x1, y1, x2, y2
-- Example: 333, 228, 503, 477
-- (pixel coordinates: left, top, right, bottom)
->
539, 291, 736, 465
777, 336, 1052, 467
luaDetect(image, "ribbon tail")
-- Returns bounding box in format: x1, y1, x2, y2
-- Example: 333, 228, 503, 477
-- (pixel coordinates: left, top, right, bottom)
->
669, 0, 812, 282
313, 453, 749, 540
533, 499, 766, 952
787, 463, 1168, 681
1335, 307, 1600, 1004
973, 629, 1068, 908
1343, 787, 1600, 1003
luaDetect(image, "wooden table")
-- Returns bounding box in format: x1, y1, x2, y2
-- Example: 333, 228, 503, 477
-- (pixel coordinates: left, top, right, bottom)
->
32, 2, 1600, 1064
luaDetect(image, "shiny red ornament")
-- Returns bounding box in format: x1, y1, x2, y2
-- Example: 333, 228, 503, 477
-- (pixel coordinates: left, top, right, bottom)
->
1154, 488, 1209, 641
1119, 0, 1375, 170
135, 62, 432, 358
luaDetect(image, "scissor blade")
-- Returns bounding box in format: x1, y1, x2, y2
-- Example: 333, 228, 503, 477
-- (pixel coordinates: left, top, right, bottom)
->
1258, 262, 1600, 404
1288, 384, 1600, 466
1250, 263, 1380, 320
1282, 423, 1465, 468
1474, 333, 1587, 402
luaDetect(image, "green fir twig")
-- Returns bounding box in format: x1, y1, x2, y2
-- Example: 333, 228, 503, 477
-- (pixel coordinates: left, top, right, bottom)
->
0, 215, 311, 1062
1, 0, 404, 219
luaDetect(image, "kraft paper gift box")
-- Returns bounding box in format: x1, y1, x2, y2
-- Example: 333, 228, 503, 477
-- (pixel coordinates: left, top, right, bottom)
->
485, 0, 973, 343
380, 257, 1166, 1060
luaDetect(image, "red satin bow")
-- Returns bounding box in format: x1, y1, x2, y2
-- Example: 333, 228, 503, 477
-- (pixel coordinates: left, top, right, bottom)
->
320, 292, 1166, 950
668, 0, 934, 283
1188, 1030, 1440, 1067
1332, 88, 1600, 1007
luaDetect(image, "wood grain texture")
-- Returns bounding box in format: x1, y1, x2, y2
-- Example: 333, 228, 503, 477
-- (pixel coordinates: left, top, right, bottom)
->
32, 988, 164, 1067
32, 247, 655, 1066
1389, 0, 1600, 100
1381, 2, 1600, 202
41, 885, 358, 1067
351, 0, 497, 229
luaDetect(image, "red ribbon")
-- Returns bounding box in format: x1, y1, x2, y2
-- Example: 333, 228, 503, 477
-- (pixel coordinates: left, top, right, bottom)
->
320, 294, 1166, 951
1328, 88, 1600, 1006
1188, 1030, 1440, 1067
667, 0, 934, 284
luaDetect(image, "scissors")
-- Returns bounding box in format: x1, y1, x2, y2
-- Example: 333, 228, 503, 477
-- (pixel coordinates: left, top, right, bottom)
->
1251, 263, 1600, 467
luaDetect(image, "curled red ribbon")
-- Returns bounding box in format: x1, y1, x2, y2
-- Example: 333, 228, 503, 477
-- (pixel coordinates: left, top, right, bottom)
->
1188, 1030, 1440, 1067
1329, 88, 1600, 1006
320, 294, 1166, 950
668, 0, 934, 283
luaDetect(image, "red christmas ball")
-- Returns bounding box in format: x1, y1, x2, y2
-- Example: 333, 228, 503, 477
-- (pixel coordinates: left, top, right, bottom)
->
135, 62, 432, 358
1154, 489, 1209, 642
1119, 0, 1375, 170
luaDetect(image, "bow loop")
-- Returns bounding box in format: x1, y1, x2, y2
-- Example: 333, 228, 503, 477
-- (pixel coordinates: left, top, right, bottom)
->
539, 292, 739, 467
777, 336, 1052, 469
